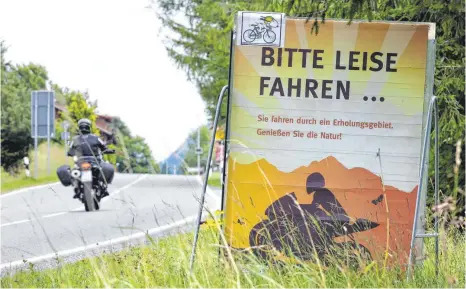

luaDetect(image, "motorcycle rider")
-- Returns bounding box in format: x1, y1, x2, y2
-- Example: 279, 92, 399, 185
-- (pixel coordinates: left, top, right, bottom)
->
67, 118, 111, 199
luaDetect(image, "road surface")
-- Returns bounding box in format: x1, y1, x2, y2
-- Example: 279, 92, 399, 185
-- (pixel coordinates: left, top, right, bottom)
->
0, 174, 221, 274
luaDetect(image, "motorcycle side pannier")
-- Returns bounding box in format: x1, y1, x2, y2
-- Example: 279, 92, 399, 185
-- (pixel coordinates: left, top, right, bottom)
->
100, 162, 115, 184
56, 165, 72, 186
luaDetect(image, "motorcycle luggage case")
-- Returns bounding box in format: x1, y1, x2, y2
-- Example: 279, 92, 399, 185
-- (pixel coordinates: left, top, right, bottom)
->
100, 162, 115, 184
56, 165, 72, 186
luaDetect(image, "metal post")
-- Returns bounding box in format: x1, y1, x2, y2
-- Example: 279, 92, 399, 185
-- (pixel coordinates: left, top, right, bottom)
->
64, 126, 68, 156
63, 120, 69, 157
189, 85, 228, 273
34, 92, 38, 179
197, 127, 201, 175
47, 91, 51, 175
434, 99, 439, 277
407, 95, 438, 279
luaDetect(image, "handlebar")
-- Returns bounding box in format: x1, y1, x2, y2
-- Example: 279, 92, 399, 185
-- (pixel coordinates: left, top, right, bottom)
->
103, 149, 115, 154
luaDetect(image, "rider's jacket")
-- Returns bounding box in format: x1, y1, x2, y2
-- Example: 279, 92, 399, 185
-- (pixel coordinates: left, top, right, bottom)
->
67, 134, 108, 159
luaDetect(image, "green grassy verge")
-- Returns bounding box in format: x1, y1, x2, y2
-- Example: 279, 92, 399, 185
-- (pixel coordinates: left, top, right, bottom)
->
207, 172, 222, 188
1, 143, 72, 193
0, 175, 58, 193
2, 225, 464, 288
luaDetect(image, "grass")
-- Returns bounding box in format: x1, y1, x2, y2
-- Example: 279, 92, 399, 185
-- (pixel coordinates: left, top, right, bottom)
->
207, 172, 222, 188
1, 218, 464, 288
1, 142, 463, 288
1, 142, 72, 193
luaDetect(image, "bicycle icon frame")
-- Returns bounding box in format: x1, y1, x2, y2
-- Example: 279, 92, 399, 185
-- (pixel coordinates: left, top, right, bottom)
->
243, 22, 277, 44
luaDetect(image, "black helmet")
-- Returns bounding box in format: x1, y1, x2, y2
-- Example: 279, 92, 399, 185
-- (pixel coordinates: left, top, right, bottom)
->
306, 172, 325, 193
77, 118, 92, 134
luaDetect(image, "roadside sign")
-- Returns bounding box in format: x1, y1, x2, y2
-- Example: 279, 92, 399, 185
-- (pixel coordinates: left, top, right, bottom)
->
223, 13, 436, 267
31, 90, 55, 139
31, 90, 56, 177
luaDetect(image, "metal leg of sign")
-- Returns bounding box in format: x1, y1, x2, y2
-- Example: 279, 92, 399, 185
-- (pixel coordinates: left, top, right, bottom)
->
189, 85, 229, 274
34, 94, 39, 179
47, 92, 51, 175
407, 95, 440, 280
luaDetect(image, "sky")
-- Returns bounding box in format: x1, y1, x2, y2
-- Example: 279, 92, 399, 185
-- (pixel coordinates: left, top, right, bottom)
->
0, 0, 207, 161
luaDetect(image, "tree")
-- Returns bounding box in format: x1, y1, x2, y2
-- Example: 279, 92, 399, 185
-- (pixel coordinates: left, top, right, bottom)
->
110, 116, 160, 174
1, 41, 49, 173
63, 91, 99, 135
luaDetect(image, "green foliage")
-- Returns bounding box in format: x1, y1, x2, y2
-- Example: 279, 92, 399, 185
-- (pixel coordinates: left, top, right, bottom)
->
127, 136, 160, 174
155, 0, 465, 199
1, 41, 49, 173
61, 91, 100, 136
1, 39, 159, 177
103, 143, 117, 164
182, 125, 211, 170
110, 117, 160, 174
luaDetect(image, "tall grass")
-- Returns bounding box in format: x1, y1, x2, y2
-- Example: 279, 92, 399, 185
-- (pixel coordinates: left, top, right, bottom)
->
1, 224, 463, 288
1, 141, 464, 288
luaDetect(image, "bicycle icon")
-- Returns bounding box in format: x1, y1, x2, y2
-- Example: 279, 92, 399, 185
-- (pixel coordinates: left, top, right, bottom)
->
243, 16, 279, 44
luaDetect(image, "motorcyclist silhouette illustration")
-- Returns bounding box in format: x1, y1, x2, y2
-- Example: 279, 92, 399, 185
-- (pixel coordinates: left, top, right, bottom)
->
249, 172, 380, 265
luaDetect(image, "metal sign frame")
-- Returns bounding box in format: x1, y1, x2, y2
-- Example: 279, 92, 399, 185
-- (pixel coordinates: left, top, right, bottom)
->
31, 90, 55, 139
189, 15, 439, 278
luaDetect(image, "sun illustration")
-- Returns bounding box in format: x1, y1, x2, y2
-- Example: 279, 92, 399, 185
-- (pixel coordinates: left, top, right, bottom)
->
263, 16, 274, 23
260, 15, 279, 28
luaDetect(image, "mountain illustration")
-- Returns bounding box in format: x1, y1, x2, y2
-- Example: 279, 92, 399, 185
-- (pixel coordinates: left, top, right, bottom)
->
224, 155, 418, 266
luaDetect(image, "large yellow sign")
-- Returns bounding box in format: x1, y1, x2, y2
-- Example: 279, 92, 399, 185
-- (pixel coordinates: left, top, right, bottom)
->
223, 12, 435, 267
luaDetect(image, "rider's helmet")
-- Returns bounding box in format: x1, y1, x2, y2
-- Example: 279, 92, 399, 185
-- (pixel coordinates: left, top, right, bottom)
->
306, 172, 325, 193
77, 118, 92, 135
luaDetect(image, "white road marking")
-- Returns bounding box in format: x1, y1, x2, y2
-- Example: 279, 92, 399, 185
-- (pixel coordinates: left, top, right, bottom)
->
0, 175, 147, 228
0, 182, 61, 198
0, 213, 202, 271
196, 176, 221, 203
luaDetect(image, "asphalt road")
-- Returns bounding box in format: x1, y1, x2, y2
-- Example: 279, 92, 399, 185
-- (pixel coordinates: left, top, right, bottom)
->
0, 174, 221, 274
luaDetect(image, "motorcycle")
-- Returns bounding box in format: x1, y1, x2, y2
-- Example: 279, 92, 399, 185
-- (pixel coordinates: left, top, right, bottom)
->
249, 194, 380, 267
57, 149, 115, 212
